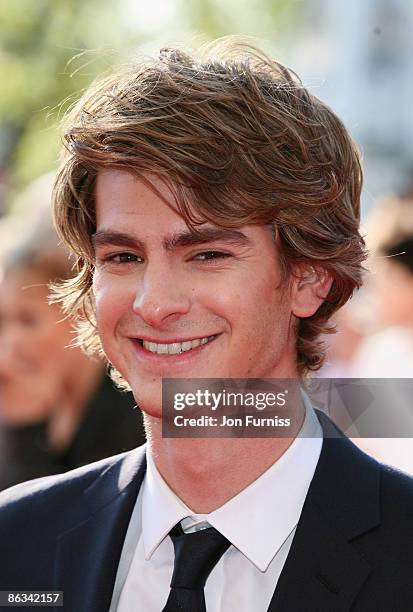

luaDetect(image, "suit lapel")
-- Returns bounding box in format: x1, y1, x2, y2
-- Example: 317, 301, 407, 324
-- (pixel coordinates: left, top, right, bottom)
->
268, 411, 380, 611
267, 500, 371, 611
54, 446, 147, 612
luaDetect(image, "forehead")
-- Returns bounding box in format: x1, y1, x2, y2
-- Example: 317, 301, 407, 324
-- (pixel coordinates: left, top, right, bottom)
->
93, 169, 276, 253
95, 169, 187, 225
0, 271, 49, 309
95, 169, 240, 236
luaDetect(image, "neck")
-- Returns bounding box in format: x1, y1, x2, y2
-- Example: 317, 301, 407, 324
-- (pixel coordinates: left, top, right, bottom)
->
145, 400, 305, 513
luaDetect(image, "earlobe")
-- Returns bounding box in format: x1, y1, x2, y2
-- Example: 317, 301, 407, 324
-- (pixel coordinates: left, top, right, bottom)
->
291, 265, 333, 318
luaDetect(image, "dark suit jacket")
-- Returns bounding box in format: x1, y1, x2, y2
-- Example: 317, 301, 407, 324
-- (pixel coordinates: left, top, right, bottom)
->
0, 374, 146, 491
0, 411, 412, 611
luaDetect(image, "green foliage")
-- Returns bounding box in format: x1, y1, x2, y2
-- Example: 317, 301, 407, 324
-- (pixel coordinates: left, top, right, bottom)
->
179, 0, 300, 40
0, 0, 133, 198
0, 0, 300, 207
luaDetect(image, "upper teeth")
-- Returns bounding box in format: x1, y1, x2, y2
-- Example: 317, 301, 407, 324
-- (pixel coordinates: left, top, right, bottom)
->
142, 336, 214, 355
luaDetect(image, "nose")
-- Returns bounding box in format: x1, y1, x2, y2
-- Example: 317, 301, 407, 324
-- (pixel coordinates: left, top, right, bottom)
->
0, 326, 22, 359
132, 263, 191, 328
0, 330, 27, 376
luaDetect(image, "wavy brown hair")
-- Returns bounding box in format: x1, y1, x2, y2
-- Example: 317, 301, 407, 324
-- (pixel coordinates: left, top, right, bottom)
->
52, 38, 366, 381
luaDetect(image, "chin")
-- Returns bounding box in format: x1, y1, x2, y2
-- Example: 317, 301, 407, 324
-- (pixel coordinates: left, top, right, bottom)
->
130, 381, 163, 419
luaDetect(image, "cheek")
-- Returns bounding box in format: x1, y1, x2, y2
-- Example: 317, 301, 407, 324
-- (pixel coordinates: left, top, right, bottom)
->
93, 276, 131, 339
30, 325, 65, 362
241, 276, 287, 329
204, 269, 285, 331
19, 323, 53, 354
230, 283, 291, 363
9, 327, 59, 374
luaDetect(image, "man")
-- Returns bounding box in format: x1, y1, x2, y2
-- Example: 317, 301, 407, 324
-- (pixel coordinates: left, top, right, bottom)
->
1, 40, 412, 611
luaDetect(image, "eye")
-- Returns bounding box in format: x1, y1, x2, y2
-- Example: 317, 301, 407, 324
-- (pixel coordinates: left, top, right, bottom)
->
19, 312, 40, 327
100, 252, 142, 265
193, 251, 231, 262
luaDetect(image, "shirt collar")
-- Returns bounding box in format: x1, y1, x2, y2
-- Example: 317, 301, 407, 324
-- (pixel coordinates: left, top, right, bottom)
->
142, 396, 322, 571
141, 450, 192, 561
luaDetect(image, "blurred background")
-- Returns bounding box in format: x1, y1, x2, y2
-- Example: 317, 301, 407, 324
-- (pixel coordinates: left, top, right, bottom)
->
0, 0, 412, 488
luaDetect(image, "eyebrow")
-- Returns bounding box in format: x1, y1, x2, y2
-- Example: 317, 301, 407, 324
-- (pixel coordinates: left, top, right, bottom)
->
91, 227, 252, 252
92, 231, 144, 251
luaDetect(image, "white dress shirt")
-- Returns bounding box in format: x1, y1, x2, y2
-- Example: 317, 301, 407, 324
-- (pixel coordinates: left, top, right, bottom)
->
109, 401, 323, 612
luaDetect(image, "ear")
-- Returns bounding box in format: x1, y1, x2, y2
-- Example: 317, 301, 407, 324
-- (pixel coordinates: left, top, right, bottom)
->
290, 264, 333, 318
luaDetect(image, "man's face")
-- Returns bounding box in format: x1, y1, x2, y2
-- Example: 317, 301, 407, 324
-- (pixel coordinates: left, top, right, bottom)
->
93, 170, 298, 417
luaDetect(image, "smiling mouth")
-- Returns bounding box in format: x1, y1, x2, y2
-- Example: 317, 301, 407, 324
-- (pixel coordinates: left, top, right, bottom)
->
135, 335, 218, 355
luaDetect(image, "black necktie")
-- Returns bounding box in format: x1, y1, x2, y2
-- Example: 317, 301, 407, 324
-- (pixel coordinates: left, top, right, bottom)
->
162, 523, 231, 612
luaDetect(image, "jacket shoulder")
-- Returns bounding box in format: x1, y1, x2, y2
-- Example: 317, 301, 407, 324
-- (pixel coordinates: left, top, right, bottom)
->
353, 459, 413, 569
0, 446, 146, 591
379, 461, 413, 518
0, 450, 131, 530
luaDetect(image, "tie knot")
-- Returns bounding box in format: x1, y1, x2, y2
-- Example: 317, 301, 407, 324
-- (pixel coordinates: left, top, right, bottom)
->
169, 523, 231, 590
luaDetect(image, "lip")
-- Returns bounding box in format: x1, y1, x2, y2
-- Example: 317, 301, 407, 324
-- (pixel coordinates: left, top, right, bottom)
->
128, 333, 221, 367
130, 334, 217, 344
